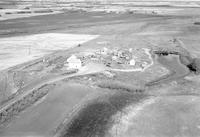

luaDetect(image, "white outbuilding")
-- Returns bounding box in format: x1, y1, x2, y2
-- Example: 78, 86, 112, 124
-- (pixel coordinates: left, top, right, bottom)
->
112, 56, 118, 61
66, 55, 82, 69
129, 59, 136, 66
101, 47, 109, 55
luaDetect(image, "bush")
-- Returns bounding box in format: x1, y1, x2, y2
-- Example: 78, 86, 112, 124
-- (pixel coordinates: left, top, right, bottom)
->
5, 12, 12, 15
17, 11, 31, 14
185, 58, 200, 74
34, 9, 53, 13
194, 22, 200, 25
193, 58, 200, 74
97, 81, 144, 93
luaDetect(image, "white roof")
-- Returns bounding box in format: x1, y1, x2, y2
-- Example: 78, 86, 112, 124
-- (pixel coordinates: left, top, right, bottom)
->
67, 55, 80, 63
130, 59, 136, 66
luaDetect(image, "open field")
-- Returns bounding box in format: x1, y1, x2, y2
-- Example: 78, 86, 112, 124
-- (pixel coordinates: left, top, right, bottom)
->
0, 1, 200, 137
1, 0, 200, 21
0, 33, 98, 71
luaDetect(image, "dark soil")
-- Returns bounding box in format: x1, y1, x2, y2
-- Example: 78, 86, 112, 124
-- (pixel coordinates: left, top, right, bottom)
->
56, 91, 146, 137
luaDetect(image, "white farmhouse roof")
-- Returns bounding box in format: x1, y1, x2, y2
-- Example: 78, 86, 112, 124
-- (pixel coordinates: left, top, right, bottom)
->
67, 55, 79, 62
67, 55, 82, 69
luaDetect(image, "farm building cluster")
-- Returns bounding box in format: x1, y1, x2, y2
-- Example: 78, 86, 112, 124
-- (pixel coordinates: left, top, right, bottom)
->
64, 47, 152, 71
